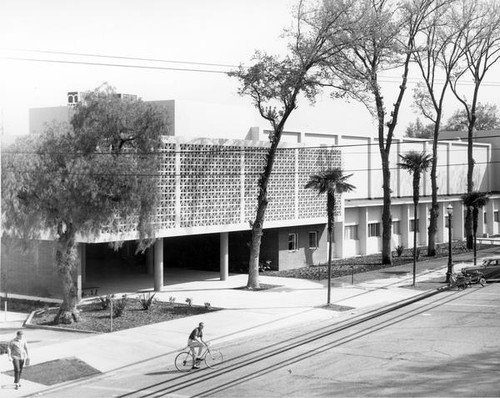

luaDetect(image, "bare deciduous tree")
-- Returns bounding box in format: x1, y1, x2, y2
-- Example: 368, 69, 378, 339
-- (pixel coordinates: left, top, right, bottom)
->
448, 0, 500, 247
230, 0, 355, 289
411, 0, 466, 256
320, 0, 440, 264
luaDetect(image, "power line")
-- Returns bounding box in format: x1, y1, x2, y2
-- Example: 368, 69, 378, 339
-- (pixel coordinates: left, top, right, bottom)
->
3, 53, 500, 87
0, 56, 229, 75
2, 159, 496, 178
2, 133, 499, 156
1, 48, 238, 68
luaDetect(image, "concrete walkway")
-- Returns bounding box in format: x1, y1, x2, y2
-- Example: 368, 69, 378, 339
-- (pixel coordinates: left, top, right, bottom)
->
1, 247, 498, 396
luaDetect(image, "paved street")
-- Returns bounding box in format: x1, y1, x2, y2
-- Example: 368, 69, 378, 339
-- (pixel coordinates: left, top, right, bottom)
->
41, 282, 500, 397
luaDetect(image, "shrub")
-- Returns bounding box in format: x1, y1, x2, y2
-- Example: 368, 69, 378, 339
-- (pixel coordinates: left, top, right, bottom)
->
168, 296, 176, 305
204, 302, 211, 309
137, 292, 156, 310
98, 294, 113, 310
112, 295, 128, 317
395, 245, 404, 257
185, 297, 193, 307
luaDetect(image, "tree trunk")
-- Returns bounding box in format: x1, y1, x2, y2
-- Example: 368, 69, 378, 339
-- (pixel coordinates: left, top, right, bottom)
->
412, 173, 420, 286
54, 228, 80, 324
248, 207, 266, 290
427, 123, 440, 256
247, 134, 281, 290
473, 208, 478, 265
465, 115, 476, 249
381, 150, 393, 265
465, 208, 473, 249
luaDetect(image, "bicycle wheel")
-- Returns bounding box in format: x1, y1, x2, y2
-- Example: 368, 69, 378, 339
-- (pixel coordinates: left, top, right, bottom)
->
175, 352, 194, 372
204, 349, 223, 368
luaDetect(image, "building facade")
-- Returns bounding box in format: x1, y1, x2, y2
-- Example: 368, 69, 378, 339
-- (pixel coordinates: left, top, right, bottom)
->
2, 96, 499, 301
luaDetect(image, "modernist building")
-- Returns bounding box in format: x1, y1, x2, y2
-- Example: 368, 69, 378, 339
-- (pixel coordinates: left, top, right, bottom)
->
2, 93, 499, 301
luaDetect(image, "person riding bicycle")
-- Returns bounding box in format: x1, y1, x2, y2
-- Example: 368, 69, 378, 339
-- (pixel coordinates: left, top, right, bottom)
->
188, 322, 206, 369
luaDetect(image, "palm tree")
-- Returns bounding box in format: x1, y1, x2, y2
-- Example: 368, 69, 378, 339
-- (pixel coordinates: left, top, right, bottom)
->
461, 191, 490, 265
305, 168, 355, 305
398, 151, 432, 286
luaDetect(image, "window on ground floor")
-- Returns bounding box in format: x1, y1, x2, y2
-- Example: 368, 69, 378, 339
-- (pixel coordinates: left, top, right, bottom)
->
368, 222, 381, 237
392, 220, 401, 235
484, 211, 487, 224
288, 233, 298, 251
495, 211, 499, 222
344, 225, 359, 240
308, 231, 318, 249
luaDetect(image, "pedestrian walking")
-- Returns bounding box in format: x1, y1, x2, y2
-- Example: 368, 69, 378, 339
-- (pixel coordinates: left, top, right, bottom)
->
7, 330, 30, 390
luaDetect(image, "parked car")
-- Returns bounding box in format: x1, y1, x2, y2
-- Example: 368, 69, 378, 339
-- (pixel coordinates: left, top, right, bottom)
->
461, 256, 500, 281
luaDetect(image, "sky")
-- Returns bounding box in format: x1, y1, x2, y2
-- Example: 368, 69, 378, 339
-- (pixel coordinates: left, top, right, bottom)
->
2, 0, 500, 143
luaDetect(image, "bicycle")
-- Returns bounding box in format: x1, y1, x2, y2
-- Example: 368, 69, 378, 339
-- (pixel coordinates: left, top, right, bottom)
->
448, 271, 486, 290
174, 344, 223, 372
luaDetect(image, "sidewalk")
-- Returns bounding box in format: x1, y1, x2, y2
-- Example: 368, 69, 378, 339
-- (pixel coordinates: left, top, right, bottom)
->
1, 247, 498, 396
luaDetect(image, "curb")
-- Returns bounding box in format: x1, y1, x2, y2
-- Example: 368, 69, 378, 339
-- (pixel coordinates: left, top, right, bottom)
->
27, 285, 444, 397
24, 308, 100, 334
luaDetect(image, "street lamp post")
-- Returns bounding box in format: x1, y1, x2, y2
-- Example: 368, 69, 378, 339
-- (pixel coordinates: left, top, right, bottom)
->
446, 204, 453, 283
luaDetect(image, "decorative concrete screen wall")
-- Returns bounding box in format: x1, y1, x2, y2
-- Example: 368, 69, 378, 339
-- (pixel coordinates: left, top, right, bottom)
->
93, 137, 341, 242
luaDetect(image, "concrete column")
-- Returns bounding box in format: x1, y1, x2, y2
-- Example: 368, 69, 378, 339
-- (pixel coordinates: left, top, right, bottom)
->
446, 143, 452, 195
419, 203, 429, 246
154, 239, 164, 292
220, 232, 229, 281
395, 139, 401, 198
334, 221, 344, 259
478, 208, 486, 238
358, 207, 368, 255
368, 137, 374, 199
422, 141, 429, 197
436, 202, 445, 243
77, 243, 85, 301
452, 202, 465, 240
486, 200, 495, 236
401, 204, 411, 249
146, 246, 154, 275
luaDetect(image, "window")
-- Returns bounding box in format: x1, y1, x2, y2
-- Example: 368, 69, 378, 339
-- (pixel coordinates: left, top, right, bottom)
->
288, 233, 298, 251
445, 215, 450, 228
368, 222, 381, 237
495, 211, 499, 222
484, 211, 487, 224
344, 225, 358, 240
410, 219, 419, 232
392, 220, 401, 235
308, 231, 318, 248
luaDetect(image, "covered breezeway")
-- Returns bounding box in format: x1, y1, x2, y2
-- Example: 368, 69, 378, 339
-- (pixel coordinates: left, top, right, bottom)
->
80, 231, 260, 298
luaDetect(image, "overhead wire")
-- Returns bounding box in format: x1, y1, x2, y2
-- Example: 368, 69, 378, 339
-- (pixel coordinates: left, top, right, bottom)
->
3, 48, 500, 87
1, 158, 496, 178
2, 132, 499, 156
